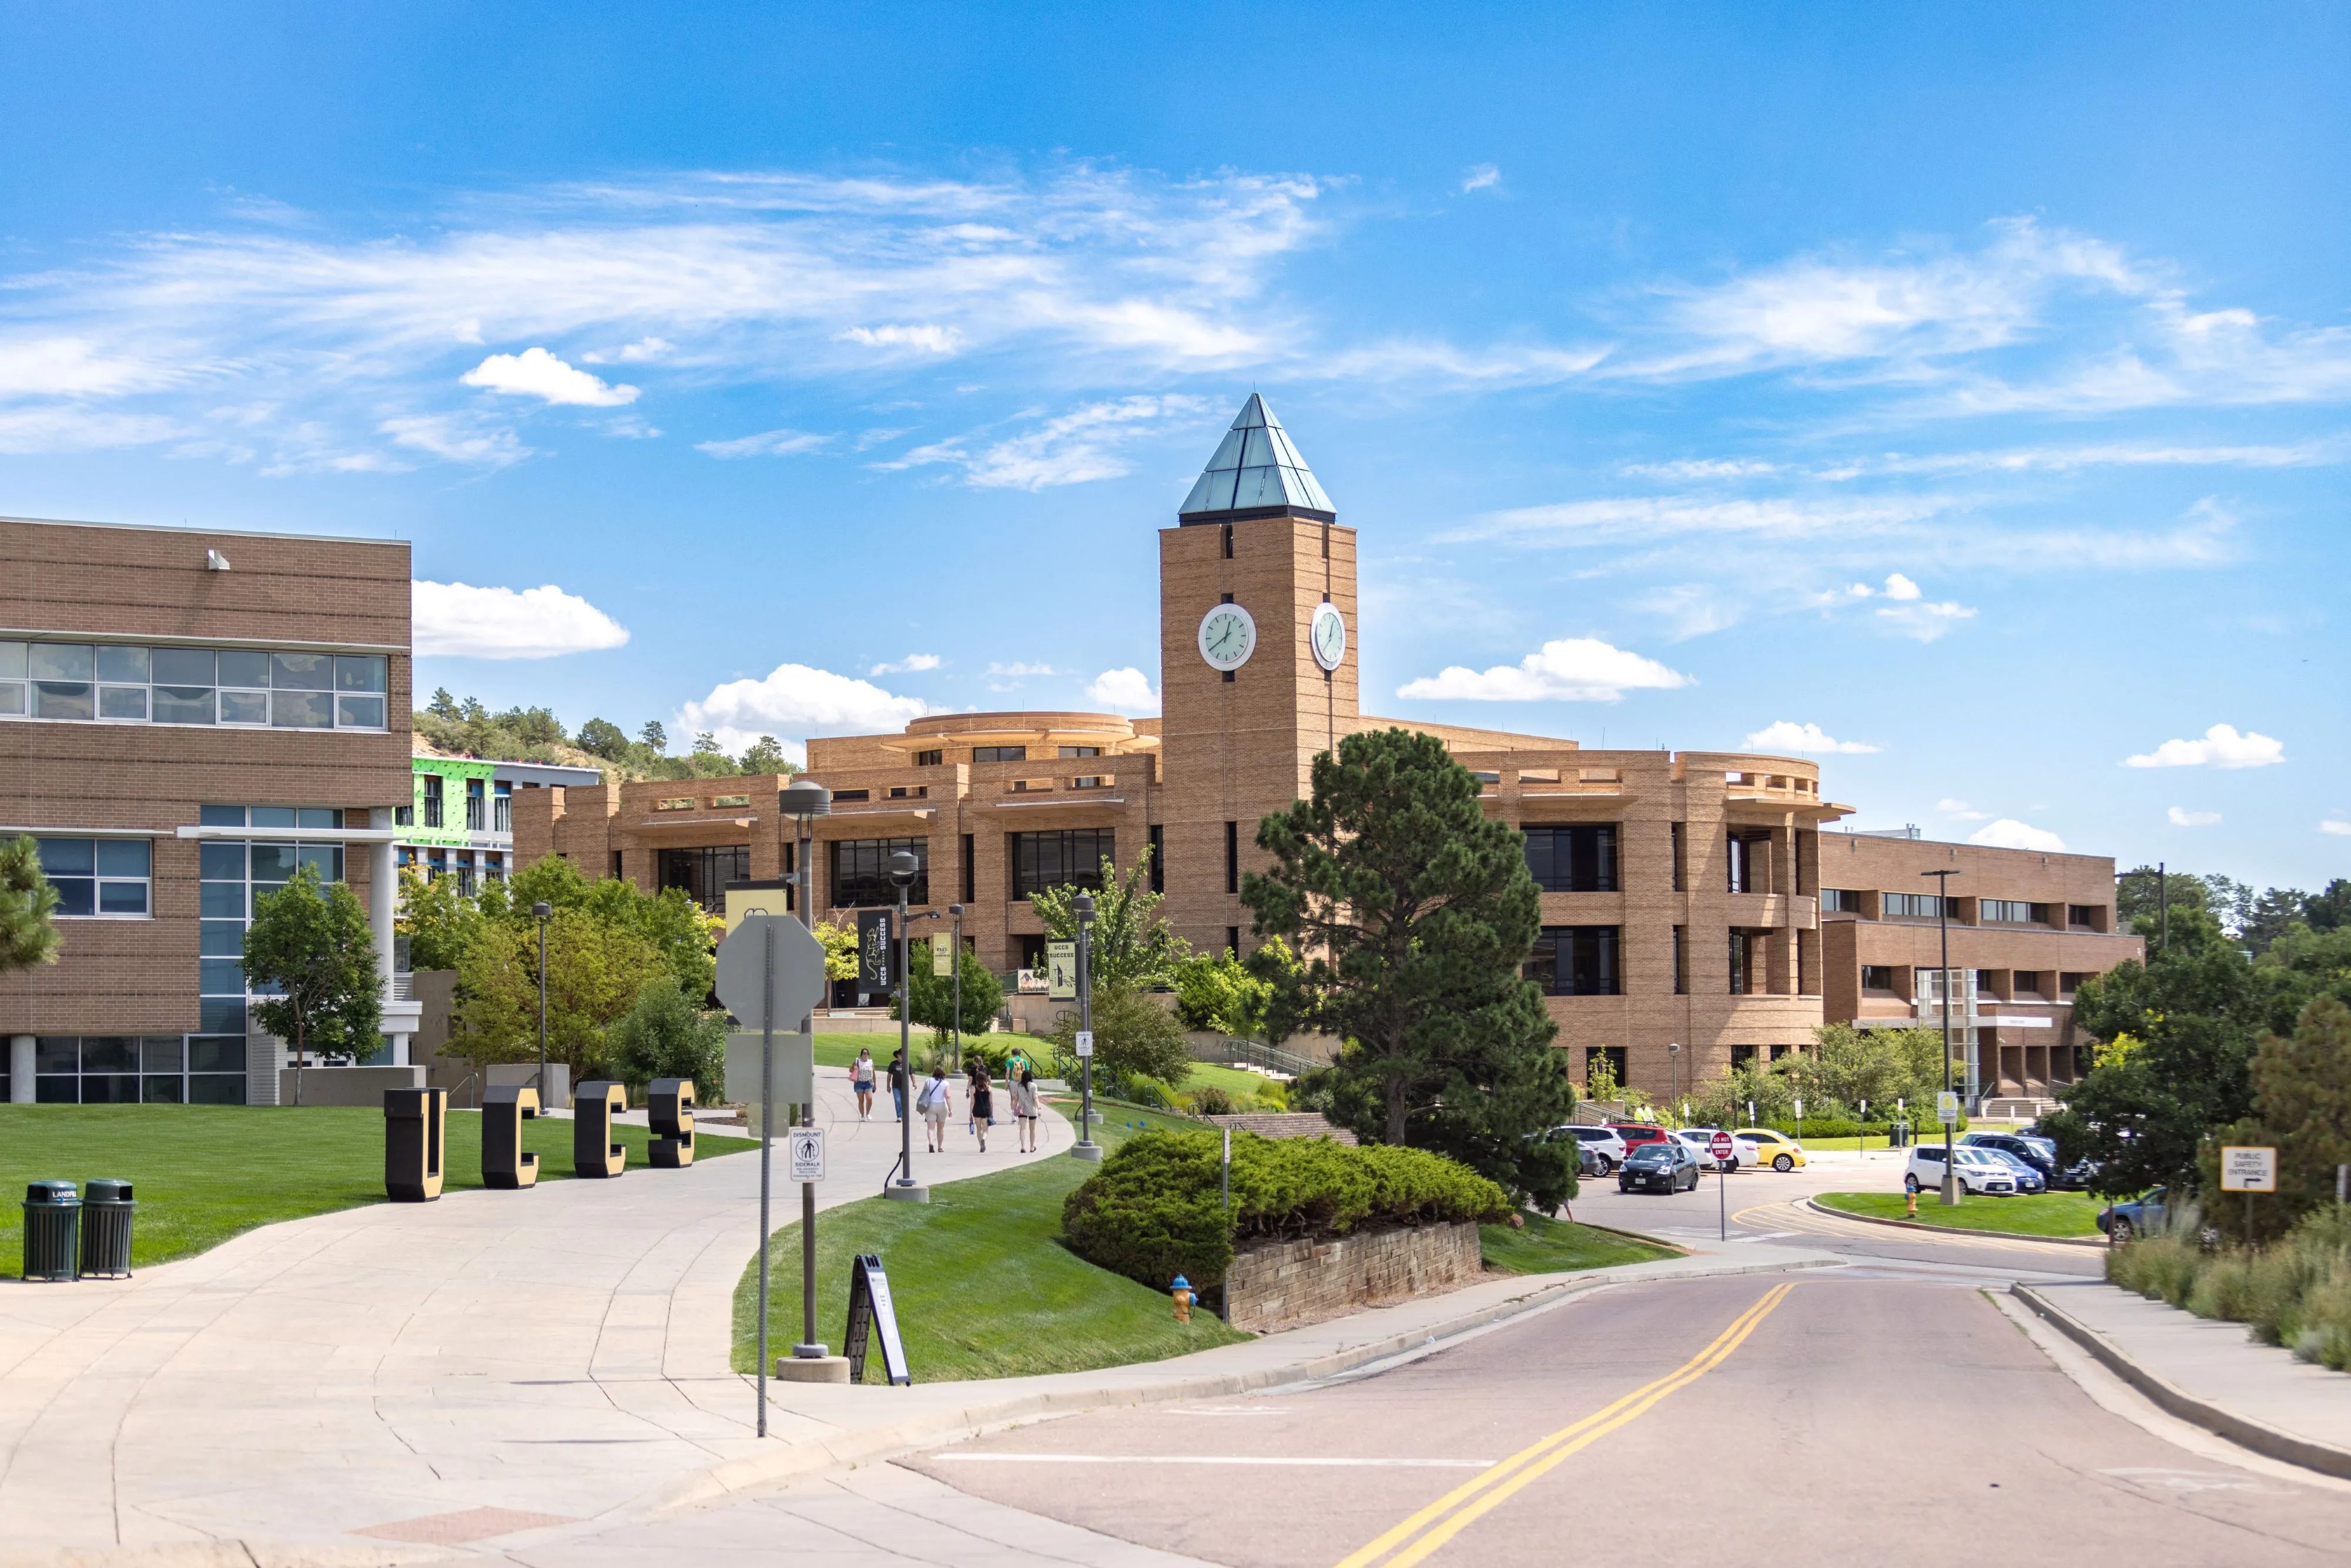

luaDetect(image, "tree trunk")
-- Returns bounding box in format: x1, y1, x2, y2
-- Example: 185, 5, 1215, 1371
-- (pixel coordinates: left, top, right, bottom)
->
1385, 1075, 1408, 1147
294, 1018, 305, 1107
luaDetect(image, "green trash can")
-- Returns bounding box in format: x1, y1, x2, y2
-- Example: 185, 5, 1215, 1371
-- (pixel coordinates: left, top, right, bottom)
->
79, 1179, 136, 1279
22, 1181, 80, 1282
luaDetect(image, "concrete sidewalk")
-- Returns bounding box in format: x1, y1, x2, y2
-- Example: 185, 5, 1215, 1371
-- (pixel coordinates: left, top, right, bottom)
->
2016, 1281, 2351, 1480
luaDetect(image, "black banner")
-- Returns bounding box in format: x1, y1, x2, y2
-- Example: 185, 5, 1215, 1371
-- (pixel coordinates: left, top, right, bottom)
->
858, 908, 893, 990
843, 1252, 912, 1385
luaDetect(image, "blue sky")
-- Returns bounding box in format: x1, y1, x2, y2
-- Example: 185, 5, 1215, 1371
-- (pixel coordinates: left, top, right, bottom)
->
3, 2, 2346, 889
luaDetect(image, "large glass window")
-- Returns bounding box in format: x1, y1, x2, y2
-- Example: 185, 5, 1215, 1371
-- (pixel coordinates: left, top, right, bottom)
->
1009, 829, 1114, 901
0, 640, 389, 731
1528, 926, 1619, 995
1883, 892, 1947, 919
658, 844, 752, 909
829, 838, 928, 907
421, 773, 444, 827
1819, 887, 1859, 913
1982, 899, 2048, 924
32, 1035, 242, 1104
972, 745, 1027, 763
1523, 825, 1617, 892
34, 837, 151, 917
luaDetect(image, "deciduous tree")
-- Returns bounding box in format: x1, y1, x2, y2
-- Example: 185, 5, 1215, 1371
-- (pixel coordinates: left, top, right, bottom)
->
243, 866, 383, 1105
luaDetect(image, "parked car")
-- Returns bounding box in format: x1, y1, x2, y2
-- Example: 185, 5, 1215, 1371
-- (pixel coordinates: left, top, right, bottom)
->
1735, 1128, 1808, 1172
1672, 1127, 1760, 1172
1552, 1124, 1630, 1174
1977, 1147, 2048, 1194
1619, 1140, 1702, 1194
1610, 1124, 1670, 1155
1961, 1131, 2059, 1184
2098, 1187, 2169, 1242
1905, 1145, 2018, 1196
2054, 1157, 2099, 1192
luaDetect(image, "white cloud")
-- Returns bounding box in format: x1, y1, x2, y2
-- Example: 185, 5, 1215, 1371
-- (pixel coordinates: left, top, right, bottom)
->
412, 581, 630, 659
1937, 798, 1990, 822
2124, 723, 2286, 770
1881, 572, 1921, 601
885, 395, 1210, 490
380, 414, 531, 467
0, 405, 181, 454
1396, 638, 1693, 703
2322, 820, 2351, 837
836, 324, 962, 354
581, 336, 670, 364
695, 427, 832, 458
986, 661, 1056, 678
1970, 819, 2067, 852
1744, 721, 1880, 755
1459, 494, 1955, 545
1087, 667, 1160, 715
1635, 584, 1740, 639
460, 346, 639, 406
1874, 598, 1977, 641
677, 662, 930, 749
2168, 807, 2222, 827
1461, 165, 1502, 193
868, 654, 942, 675
0, 335, 182, 399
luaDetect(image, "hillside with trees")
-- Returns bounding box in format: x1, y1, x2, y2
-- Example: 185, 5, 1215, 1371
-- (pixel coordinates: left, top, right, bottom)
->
414, 688, 799, 782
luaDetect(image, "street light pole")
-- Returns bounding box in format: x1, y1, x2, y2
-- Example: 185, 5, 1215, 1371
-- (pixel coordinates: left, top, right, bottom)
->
949, 903, 964, 1072
532, 900, 552, 1100
1667, 1042, 1680, 1121
778, 778, 831, 1356
885, 850, 927, 1201
1071, 892, 1100, 1161
1923, 868, 1964, 1205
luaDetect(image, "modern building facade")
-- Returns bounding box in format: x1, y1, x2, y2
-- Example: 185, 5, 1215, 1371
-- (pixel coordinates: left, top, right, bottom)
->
398, 754, 601, 893
2, 515, 418, 1104
517, 395, 2134, 1104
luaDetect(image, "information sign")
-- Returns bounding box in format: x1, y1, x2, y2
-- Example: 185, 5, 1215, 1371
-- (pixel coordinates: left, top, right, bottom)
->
1935, 1091, 1960, 1125
788, 1127, 826, 1182
1074, 1030, 1094, 1058
843, 1252, 912, 1385
2221, 1145, 2278, 1193
1046, 940, 1078, 1000
933, 939, 955, 978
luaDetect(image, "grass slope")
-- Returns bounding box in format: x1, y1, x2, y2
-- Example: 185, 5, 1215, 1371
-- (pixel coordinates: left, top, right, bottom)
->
0, 1105, 753, 1277
1480, 1211, 1680, 1274
1816, 1190, 2102, 1237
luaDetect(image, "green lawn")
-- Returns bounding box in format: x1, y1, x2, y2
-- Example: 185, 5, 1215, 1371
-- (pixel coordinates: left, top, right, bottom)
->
0, 1104, 755, 1278
734, 1099, 1245, 1382
1816, 1190, 2102, 1237
1480, 1210, 1680, 1274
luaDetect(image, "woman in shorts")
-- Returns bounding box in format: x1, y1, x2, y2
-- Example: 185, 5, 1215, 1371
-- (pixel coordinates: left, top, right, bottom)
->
920, 1067, 953, 1153
1013, 1067, 1040, 1152
851, 1047, 876, 1120
970, 1063, 994, 1153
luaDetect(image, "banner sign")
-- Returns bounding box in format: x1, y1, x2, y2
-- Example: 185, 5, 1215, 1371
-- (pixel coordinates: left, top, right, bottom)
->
858, 909, 894, 990
933, 939, 955, 978
1046, 940, 1078, 1000
844, 1252, 912, 1385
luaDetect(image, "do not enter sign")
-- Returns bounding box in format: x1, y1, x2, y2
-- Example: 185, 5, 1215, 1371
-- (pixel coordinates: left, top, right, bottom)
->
1709, 1131, 1734, 1161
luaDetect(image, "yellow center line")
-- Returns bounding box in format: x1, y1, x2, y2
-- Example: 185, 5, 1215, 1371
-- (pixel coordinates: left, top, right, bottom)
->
1331, 1283, 1794, 1568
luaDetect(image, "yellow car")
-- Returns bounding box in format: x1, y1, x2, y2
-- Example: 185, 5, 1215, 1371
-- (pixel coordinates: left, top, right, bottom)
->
1734, 1128, 1808, 1172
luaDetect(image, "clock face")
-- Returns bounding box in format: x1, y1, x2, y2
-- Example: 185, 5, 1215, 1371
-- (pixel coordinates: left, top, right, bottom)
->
1311, 601, 1347, 672
1197, 602, 1257, 671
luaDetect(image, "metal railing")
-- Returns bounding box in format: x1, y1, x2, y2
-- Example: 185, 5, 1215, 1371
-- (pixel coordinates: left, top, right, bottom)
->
1187, 1034, 1325, 1078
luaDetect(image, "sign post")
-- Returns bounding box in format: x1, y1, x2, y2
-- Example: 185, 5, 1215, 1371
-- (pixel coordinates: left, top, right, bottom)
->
1710, 1130, 1733, 1240
714, 913, 830, 1432
2221, 1145, 2278, 1247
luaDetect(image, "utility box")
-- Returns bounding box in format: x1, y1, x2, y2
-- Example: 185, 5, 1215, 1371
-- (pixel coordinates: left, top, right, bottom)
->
482, 1083, 542, 1190
574, 1080, 627, 1178
648, 1077, 696, 1169
384, 1087, 449, 1201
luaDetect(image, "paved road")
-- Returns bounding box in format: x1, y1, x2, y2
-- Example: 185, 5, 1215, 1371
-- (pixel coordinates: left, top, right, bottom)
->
903, 1268, 2351, 1567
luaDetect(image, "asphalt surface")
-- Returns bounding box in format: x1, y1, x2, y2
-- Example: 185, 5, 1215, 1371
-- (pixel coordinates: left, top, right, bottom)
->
903, 1267, 2351, 1567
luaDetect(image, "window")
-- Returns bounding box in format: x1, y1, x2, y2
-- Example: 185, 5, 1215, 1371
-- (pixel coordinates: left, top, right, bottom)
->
1729, 930, 1751, 995
1148, 824, 1164, 893
1982, 899, 2048, 924
1585, 1047, 1627, 1091
31, 1036, 239, 1105
1673, 925, 1687, 994
1070, 776, 1104, 789
2059, 971, 2092, 998
1009, 829, 1113, 901
1059, 745, 1101, 758
972, 746, 1027, 763
1671, 822, 1686, 892
2068, 903, 2101, 930
35, 838, 151, 917
1, 641, 392, 731
465, 778, 486, 832
659, 845, 752, 909
829, 838, 927, 907
1523, 825, 1618, 892
493, 781, 513, 835
1227, 925, 1241, 957
2014, 970, 2043, 997
1883, 892, 1947, 919
421, 774, 444, 828
1861, 965, 1897, 993
1730, 1045, 1758, 1071
915, 749, 943, 767
960, 834, 976, 903
1820, 887, 1859, 913
888, 785, 929, 799
830, 789, 870, 802
1528, 926, 1620, 995
200, 817, 344, 1042
1225, 820, 1239, 894
1727, 833, 1767, 894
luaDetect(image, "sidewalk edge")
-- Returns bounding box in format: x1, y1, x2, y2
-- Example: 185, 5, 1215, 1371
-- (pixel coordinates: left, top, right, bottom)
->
2012, 1283, 2351, 1482
649, 1252, 1836, 1516
1803, 1197, 2106, 1249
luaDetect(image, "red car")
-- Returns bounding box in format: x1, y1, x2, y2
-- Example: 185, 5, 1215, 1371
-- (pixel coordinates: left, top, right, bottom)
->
1610, 1123, 1669, 1153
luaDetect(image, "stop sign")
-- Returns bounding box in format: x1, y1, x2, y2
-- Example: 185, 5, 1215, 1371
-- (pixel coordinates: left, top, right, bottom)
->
1709, 1131, 1734, 1161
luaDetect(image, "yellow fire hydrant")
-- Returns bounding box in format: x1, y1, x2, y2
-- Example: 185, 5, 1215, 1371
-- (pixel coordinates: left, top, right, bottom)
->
1905, 1190, 1919, 1220
1171, 1275, 1193, 1324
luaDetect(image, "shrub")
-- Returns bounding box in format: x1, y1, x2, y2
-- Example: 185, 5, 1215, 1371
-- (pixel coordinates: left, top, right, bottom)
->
1061, 1130, 1510, 1289
1188, 1084, 1237, 1116
2109, 1202, 2351, 1368
1049, 984, 1193, 1088
1251, 1078, 1290, 1112
608, 978, 728, 1100
1121, 1073, 1178, 1110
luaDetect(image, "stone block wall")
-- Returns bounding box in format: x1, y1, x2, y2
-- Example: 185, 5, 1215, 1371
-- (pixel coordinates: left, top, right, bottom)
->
1224, 1219, 1482, 1334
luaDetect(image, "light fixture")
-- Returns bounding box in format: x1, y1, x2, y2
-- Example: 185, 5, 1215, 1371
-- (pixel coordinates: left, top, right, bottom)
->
205, 550, 232, 571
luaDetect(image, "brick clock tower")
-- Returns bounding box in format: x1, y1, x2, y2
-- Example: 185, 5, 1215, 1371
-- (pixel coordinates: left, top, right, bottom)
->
1157, 395, 1359, 954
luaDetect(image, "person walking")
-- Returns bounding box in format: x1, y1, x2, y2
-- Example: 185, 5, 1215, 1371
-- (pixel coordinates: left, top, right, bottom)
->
970, 1063, 994, 1153
888, 1048, 909, 1123
920, 1066, 953, 1154
966, 1055, 983, 1138
1013, 1067, 1040, 1153
852, 1047, 876, 1120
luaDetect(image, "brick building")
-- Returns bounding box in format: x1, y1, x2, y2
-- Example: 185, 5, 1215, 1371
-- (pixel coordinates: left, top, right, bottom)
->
517, 396, 2138, 1105
2, 516, 417, 1104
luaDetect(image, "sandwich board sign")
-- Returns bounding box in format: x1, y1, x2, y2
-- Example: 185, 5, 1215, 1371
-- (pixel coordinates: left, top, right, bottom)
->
844, 1252, 911, 1385
1046, 940, 1078, 1000
2221, 1145, 2278, 1193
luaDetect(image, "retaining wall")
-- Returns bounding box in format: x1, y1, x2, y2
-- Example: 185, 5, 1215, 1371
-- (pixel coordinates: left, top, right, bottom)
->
1225, 1220, 1483, 1334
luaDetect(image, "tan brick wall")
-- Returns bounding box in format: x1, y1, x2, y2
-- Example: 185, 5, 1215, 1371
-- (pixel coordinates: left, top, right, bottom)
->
1225, 1219, 1483, 1333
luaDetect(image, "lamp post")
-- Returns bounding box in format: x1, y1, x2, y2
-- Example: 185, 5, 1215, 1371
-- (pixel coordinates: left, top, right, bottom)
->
886, 850, 927, 1201
532, 900, 552, 1100
776, 778, 830, 1356
1923, 868, 1964, 1205
1667, 1042, 1682, 1122
948, 903, 964, 1071
1071, 891, 1101, 1161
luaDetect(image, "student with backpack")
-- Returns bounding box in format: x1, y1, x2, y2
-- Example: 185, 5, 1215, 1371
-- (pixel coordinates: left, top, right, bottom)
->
919, 1067, 953, 1153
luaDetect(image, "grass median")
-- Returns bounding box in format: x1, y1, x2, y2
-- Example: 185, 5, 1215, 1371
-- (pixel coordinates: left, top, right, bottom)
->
1815, 1190, 2102, 1237
735, 1098, 1680, 1383
0, 1104, 755, 1278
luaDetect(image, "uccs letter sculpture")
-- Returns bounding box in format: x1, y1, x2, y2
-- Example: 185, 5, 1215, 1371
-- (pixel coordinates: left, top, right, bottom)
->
383, 1088, 449, 1202
648, 1077, 696, 1168
574, 1080, 628, 1178
482, 1082, 541, 1189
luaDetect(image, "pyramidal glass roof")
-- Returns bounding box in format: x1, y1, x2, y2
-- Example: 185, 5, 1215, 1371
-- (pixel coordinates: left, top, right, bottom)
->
1177, 394, 1336, 520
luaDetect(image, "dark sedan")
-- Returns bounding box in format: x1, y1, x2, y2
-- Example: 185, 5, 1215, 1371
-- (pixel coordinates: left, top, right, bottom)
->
1617, 1140, 1701, 1194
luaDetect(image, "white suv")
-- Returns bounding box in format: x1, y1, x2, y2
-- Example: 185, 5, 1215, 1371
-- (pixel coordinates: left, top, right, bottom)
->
1554, 1125, 1629, 1174
1905, 1144, 2018, 1196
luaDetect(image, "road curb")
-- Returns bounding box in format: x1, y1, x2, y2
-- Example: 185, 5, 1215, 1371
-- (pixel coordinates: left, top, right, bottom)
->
1803, 1197, 2107, 1248
641, 1252, 1837, 1517
2011, 1283, 2351, 1482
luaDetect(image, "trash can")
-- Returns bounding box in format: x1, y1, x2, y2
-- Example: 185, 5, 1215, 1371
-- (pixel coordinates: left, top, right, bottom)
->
22, 1181, 80, 1282
79, 1179, 136, 1279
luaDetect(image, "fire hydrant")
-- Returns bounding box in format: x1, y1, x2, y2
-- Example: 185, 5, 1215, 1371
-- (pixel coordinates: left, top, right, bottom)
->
1905, 1190, 1919, 1220
1171, 1275, 1193, 1324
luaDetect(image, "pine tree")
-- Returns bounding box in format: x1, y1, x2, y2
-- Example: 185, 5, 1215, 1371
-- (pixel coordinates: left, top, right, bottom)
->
0, 835, 61, 973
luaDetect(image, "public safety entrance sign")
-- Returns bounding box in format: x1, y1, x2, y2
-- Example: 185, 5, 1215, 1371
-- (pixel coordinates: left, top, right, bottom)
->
2221, 1145, 2278, 1192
